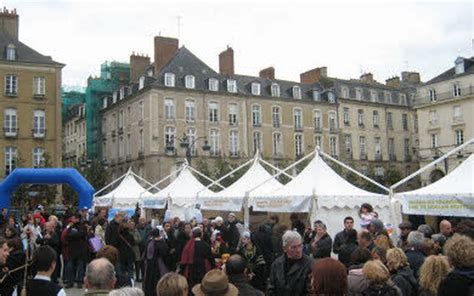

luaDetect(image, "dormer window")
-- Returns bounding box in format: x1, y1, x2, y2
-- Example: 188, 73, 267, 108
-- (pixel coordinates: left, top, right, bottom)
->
185, 75, 195, 89
455, 57, 465, 74
328, 92, 336, 103
385, 91, 392, 103
292, 86, 302, 100
251, 82, 261, 96
6, 44, 15, 61
429, 89, 437, 102
102, 97, 108, 109
112, 91, 117, 103
400, 94, 407, 105
271, 83, 280, 97
355, 88, 363, 100
139, 76, 145, 90
209, 78, 219, 91
313, 90, 321, 101
119, 87, 125, 100
341, 86, 349, 98
370, 90, 377, 102
164, 73, 175, 87
227, 79, 237, 93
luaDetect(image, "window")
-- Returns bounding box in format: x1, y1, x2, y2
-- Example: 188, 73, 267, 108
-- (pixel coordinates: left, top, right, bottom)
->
119, 87, 125, 100
455, 58, 465, 74
402, 114, 408, 131
33, 110, 46, 137
271, 83, 280, 97
118, 136, 124, 157
6, 44, 15, 61
209, 102, 219, 123
5, 74, 17, 95
357, 109, 364, 126
185, 75, 195, 89
252, 105, 261, 127
228, 103, 238, 125
313, 110, 322, 131
400, 94, 407, 105
272, 106, 281, 128
359, 136, 366, 158
251, 82, 261, 96
328, 92, 336, 103
355, 88, 363, 100
187, 128, 197, 155
429, 89, 437, 102
5, 146, 16, 175
387, 112, 393, 129
253, 131, 262, 154
229, 130, 239, 157
315, 135, 322, 150
344, 134, 352, 152
404, 138, 410, 157
4, 108, 17, 136
453, 83, 461, 97
126, 133, 132, 157
164, 98, 175, 120
139, 100, 144, 121
373, 110, 379, 127
343, 107, 350, 125
414, 114, 418, 133
429, 110, 437, 124
209, 78, 219, 91
361, 165, 368, 176
455, 129, 464, 145
375, 166, 384, 177
32, 147, 44, 168
453, 105, 462, 120
33, 77, 45, 96
294, 108, 302, 130
341, 87, 349, 98
185, 100, 195, 122
139, 129, 144, 153
388, 138, 395, 158
164, 73, 175, 87
273, 132, 283, 156
431, 134, 438, 148
374, 137, 382, 158
329, 111, 337, 131
118, 109, 124, 128
295, 134, 303, 157
330, 136, 337, 157
370, 90, 377, 102
385, 92, 392, 103
102, 97, 108, 109
139, 76, 145, 90
112, 92, 117, 103
165, 126, 176, 150
210, 129, 220, 156
292, 86, 302, 100
227, 79, 237, 93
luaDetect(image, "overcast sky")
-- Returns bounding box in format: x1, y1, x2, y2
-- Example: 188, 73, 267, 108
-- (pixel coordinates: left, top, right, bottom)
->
7, 0, 473, 87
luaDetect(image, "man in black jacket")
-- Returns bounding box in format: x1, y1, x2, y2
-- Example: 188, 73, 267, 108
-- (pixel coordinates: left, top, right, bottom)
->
333, 216, 354, 254
64, 216, 88, 288
226, 254, 264, 296
26, 245, 65, 296
268, 230, 312, 296
105, 211, 124, 247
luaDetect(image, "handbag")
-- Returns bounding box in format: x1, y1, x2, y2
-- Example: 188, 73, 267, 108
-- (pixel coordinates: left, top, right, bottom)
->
89, 235, 103, 253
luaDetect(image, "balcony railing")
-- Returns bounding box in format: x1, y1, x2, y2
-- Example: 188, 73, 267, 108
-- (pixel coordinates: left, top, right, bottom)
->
273, 122, 281, 128
294, 126, 303, 132
314, 126, 322, 133
229, 151, 240, 158
32, 128, 46, 138
4, 128, 18, 138
210, 150, 221, 157
375, 153, 383, 161
329, 126, 338, 134
417, 87, 474, 105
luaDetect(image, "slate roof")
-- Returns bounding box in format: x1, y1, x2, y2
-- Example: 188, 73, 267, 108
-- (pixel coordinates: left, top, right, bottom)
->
0, 31, 63, 65
424, 57, 474, 86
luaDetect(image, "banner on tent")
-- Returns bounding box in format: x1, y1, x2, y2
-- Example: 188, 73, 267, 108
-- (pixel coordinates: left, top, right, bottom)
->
94, 197, 112, 207
198, 197, 244, 212
142, 198, 167, 209
251, 196, 312, 213
400, 195, 474, 217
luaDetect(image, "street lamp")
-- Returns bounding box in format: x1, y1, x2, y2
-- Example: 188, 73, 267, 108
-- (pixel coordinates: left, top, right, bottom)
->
166, 133, 211, 164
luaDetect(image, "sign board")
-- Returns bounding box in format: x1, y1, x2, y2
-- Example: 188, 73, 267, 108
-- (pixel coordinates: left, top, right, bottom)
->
399, 195, 474, 217
251, 196, 312, 213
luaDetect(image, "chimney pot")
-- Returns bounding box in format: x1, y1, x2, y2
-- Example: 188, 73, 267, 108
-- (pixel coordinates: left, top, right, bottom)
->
130, 53, 151, 83
154, 36, 179, 75
259, 67, 275, 80
0, 7, 19, 40
219, 47, 234, 75
300, 67, 327, 84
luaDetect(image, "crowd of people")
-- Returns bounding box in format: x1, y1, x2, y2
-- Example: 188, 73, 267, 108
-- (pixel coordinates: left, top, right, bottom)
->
0, 204, 473, 296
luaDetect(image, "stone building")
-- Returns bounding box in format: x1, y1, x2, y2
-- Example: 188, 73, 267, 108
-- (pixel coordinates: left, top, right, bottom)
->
62, 103, 86, 167
0, 8, 64, 177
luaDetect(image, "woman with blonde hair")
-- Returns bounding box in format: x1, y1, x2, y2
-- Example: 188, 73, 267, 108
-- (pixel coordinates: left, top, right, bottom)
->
361, 260, 400, 296
418, 255, 451, 296
386, 248, 417, 296
156, 272, 188, 296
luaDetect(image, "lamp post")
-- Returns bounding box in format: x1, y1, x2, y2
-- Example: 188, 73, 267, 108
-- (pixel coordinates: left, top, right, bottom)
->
166, 133, 211, 165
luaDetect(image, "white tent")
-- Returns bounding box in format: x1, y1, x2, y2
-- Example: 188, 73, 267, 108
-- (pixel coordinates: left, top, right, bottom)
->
198, 157, 283, 211
94, 169, 152, 209
252, 152, 393, 237
395, 153, 474, 217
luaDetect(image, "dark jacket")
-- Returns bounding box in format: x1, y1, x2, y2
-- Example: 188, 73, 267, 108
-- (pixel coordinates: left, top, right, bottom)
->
338, 242, 358, 268
405, 249, 425, 279
228, 274, 265, 296
65, 224, 88, 260
105, 219, 120, 247
391, 266, 418, 296
361, 282, 401, 296
438, 267, 474, 296
311, 233, 333, 259
267, 254, 312, 296
224, 221, 241, 252
333, 229, 349, 254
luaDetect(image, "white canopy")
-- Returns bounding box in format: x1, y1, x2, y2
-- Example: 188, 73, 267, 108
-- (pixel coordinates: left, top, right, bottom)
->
94, 170, 151, 209
396, 154, 474, 217
198, 157, 283, 211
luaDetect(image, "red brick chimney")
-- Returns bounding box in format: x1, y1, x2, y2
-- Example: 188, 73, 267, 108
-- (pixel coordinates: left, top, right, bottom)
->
219, 46, 234, 75
300, 67, 327, 84
130, 52, 151, 82
259, 67, 275, 80
0, 8, 18, 40
154, 36, 179, 75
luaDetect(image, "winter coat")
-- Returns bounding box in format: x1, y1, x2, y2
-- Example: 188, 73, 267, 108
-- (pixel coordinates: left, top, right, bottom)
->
228, 274, 265, 296
347, 265, 369, 296
65, 224, 88, 260
333, 229, 349, 254
361, 282, 401, 296
338, 242, 358, 268
438, 267, 474, 296
267, 254, 313, 296
390, 265, 418, 296
130, 228, 142, 261
104, 219, 120, 247
405, 249, 425, 279
311, 233, 333, 259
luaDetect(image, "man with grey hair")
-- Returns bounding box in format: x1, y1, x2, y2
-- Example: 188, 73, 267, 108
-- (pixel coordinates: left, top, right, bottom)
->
405, 231, 426, 279
84, 258, 116, 295
267, 230, 312, 296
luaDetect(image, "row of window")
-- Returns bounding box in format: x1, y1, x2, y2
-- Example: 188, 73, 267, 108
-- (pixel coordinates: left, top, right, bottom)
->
4, 146, 45, 175
430, 129, 464, 148
429, 106, 463, 125
343, 108, 411, 130
3, 108, 46, 138
340, 86, 408, 105
3, 75, 46, 97
343, 135, 411, 159
428, 83, 462, 102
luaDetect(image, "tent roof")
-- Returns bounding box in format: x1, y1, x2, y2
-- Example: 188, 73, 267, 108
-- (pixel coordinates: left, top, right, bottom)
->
396, 154, 474, 197
95, 171, 150, 208
155, 166, 214, 199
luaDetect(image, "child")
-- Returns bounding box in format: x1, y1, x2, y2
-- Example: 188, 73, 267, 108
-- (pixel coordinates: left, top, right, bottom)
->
359, 203, 378, 229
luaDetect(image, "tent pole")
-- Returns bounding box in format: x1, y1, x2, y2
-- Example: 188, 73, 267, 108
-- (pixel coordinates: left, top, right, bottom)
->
391, 137, 474, 191
200, 158, 254, 191
150, 166, 185, 189
94, 171, 128, 197
319, 150, 389, 193
259, 158, 295, 180
188, 166, 225, 190
244, 192, 250, 229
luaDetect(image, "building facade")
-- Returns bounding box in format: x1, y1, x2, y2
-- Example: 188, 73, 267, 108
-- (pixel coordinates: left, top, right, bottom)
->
415, 57, 474, 186
63, 103, 86, 167
0, 9, 64, 177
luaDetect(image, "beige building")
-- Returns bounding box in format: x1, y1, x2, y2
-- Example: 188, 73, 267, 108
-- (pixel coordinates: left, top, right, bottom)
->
63, 103, 86, 167
415, 57, 474, 186
0, 9, 64, 176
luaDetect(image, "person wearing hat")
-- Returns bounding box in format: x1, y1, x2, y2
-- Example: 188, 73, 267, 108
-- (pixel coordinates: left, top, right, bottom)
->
397, 222, 412, 251
192, 269, 238, 296
310, 220, 333, 259
235, 231, 266, 292
143, 227, 170, 296
223, 213, 241, 253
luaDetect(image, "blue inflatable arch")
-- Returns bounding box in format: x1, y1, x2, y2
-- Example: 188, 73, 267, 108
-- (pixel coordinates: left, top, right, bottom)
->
0, 168, 95, 209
